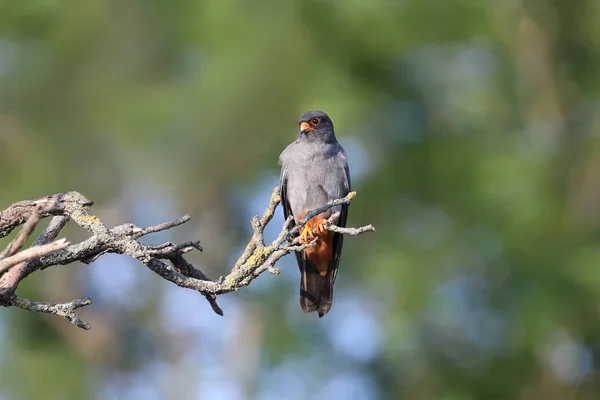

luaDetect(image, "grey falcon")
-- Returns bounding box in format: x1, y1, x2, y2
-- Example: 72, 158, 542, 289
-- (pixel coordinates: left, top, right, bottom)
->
279, 110, 351, 317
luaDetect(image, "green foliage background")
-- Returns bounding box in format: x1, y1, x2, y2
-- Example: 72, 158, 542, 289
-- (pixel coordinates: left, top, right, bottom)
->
1, 0, 600, 399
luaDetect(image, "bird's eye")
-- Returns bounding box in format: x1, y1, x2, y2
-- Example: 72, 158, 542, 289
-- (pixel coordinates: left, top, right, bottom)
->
310, 117, 321, 126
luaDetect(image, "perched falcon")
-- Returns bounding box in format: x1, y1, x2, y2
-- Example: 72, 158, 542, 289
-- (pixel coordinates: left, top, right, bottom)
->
279, 110, 351, 317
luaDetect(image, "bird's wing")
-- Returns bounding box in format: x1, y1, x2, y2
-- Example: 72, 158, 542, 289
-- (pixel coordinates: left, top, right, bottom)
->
330, 151, 351, 283
279, 155, 304, 268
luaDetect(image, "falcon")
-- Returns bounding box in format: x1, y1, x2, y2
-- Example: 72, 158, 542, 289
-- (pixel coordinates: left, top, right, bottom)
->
279, 110, 351, 317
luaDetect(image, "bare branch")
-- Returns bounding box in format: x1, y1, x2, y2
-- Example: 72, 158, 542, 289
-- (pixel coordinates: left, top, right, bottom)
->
0, 212, 41, 259
233, 187, 281, 271
34, 216, 70, 246
11, 296, 92, 330
326, 223, 376, 235
133, 214, 192, 238
0, 238, 70, 275
0, 188, 373, 328
0, 192, 91, 239
288, 191, 358, 237
0, 215, 70, 305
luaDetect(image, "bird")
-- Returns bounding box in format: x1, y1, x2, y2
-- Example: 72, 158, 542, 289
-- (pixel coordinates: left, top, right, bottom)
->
279, 110, 351, 317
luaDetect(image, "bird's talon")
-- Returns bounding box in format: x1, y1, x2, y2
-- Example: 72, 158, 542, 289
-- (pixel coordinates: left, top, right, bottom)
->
299, 225, 314, 245
316, 219, 329, 236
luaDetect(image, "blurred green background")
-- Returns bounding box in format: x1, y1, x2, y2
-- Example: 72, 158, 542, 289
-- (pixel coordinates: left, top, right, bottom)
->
1, 0, 600, 399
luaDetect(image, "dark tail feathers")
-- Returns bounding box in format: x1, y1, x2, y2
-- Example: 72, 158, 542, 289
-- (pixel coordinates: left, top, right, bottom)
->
300, 260, 333, 318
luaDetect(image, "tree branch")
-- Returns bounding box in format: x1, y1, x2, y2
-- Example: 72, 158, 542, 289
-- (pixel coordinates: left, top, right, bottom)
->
11, 296, 93, 330
0, 238, 70, 275
0, 211, 40, 259
0, 188, 374, 329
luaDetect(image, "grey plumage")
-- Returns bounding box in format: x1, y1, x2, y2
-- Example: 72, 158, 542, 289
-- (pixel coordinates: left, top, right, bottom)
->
279, 110, 351, 317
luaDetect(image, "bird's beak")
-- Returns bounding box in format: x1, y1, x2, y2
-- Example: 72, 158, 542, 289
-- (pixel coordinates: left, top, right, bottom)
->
300, 122, 313, 134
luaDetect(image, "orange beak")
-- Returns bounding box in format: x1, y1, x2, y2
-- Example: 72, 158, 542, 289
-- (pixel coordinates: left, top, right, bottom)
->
300, 121, 313, 134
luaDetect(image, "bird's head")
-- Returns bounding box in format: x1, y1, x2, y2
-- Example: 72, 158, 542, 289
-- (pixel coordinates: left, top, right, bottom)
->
298, 110, 336, 143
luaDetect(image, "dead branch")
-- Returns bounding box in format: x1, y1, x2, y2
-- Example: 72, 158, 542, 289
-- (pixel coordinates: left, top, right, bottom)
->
0, 211, 40, 259
0, 188, 374, 329
11, 296, 92, 330
0, 238, 70, 275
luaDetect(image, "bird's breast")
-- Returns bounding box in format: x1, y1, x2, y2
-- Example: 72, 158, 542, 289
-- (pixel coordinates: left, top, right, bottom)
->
286, 152, 346, 217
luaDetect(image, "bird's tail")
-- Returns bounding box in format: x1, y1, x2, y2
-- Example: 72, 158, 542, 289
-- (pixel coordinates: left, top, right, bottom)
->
299, 259, 333, 318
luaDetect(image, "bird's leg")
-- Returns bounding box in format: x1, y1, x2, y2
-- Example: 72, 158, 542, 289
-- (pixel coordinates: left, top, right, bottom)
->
315, 219, 330, 236
299, 224, 315, 244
